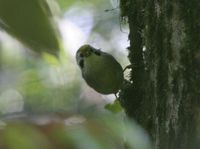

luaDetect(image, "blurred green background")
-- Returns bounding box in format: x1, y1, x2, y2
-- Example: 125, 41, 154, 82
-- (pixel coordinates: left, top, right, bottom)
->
0, 0, 151, 149
0, 0, 129, 115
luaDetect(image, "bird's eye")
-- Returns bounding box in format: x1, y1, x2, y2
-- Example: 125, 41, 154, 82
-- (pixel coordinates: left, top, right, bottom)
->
79, 59, 84, 68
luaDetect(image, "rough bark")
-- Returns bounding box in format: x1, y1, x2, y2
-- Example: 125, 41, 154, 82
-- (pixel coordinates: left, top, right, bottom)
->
119, 0, 200, 149
0, 42, 2, 70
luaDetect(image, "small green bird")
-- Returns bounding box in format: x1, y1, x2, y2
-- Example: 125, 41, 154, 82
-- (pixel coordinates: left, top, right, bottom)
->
76, 44, 124, 95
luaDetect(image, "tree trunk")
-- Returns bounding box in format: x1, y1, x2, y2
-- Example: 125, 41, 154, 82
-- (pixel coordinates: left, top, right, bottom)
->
0, 41, 2, 70
119, 0, 200, 149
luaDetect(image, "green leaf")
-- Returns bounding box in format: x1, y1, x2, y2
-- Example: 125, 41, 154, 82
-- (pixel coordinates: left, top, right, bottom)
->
104, 99, 123, 113
57, 0, 74, 11
2, 123, 53, 149
0, 0, 60, 56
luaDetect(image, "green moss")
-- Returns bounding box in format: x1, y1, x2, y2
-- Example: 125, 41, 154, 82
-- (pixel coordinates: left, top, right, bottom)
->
120, 0, 130, 18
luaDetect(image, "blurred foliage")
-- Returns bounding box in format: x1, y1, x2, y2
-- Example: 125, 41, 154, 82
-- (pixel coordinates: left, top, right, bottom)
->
0, 0, 60, 56
0, 0, 138, 149
57, 0, 75, 11
0, 114, 151, 149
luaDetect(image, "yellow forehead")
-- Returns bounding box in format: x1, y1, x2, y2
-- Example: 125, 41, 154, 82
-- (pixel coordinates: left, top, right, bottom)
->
78, 44, 92, 56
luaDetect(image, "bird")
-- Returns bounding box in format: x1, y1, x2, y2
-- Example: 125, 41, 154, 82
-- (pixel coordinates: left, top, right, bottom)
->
76, 44, 124, 95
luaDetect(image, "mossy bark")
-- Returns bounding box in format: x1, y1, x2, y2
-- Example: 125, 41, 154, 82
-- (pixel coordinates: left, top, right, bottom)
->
120, 0, 200, 149
0, 42, 2, 70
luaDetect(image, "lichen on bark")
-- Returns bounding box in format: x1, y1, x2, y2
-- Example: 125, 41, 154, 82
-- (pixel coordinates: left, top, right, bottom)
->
119, 0, 200, 149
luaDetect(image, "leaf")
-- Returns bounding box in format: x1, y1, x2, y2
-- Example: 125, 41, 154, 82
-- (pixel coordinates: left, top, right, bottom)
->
104, 99, 123, 113
42, 52, 60, 65
0, 0, 60, 56
57, 0, 74, 11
